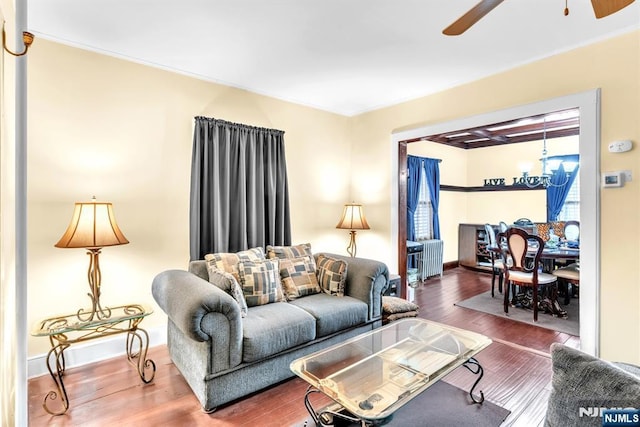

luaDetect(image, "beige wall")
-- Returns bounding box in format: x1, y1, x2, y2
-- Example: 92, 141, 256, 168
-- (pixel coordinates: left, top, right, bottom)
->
351, 31, 640, 362
26, 30, 639, 363
26, 39, 354, 356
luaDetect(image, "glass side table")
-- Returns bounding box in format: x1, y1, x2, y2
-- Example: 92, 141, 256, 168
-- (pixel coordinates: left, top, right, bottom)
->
31, 303, 156, 415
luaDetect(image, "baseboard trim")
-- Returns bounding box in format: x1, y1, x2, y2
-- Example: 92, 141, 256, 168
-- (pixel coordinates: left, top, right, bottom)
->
443, 261, 459, 271
28, 324, 167, 379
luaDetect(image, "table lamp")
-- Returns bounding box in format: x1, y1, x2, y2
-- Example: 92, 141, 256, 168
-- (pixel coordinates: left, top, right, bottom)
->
55, 197, 129, 321
336, 203, 370, 257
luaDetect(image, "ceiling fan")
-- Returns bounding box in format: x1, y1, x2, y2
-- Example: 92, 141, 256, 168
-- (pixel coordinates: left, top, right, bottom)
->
443, 0, 636, 36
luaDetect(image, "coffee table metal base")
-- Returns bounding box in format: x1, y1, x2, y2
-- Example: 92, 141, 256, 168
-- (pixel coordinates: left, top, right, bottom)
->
304, 357, 485, 427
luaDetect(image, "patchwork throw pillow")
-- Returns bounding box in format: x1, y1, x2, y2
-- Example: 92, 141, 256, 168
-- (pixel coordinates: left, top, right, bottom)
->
266, 243, 313, 260
279, 256, 321, 300
204, 247, 265, 282
206, 268, 249, 317
316, 254, 348, 297
237, 259, 285, 307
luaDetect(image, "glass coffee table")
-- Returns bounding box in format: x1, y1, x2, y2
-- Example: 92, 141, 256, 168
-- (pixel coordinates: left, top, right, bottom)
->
290, 318, 492, 426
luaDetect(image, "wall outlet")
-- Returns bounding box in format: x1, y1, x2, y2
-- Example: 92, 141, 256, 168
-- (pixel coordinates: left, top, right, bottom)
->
623, 170, 632, 182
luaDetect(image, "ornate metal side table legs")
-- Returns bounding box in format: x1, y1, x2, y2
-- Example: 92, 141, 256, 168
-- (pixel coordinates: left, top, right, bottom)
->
33, 304, 156, 416
126, 325, 156, 383
43, 341, 71, 415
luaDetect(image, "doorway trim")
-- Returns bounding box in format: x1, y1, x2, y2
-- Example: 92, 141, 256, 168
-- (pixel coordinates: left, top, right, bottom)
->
390, 89, 601, 357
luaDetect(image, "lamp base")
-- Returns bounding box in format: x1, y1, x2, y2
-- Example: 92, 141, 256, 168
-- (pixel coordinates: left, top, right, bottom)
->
77, 248, 111, 321
346, 230, 358, 257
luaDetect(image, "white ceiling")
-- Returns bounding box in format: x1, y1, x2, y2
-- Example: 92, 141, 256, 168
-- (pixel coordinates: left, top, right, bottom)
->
27, 0, 640, 116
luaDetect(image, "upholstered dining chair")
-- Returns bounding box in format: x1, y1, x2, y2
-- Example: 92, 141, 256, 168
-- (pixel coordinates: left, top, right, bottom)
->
563, 221, 580, 242
484, 224, 504, 297
501, 227, 558, 322
552, 262, 580, 305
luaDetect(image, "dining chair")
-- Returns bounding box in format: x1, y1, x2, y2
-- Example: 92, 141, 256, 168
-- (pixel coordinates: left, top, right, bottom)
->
563, 221, 580, 243
501, 227, 559, 322
484, 224, 504, 297
498, 221, 509, 233
552, 262, 579, 305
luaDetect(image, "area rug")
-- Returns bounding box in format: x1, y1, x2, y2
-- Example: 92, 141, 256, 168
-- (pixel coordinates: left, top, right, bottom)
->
332, 380, 510, 427
455, 290, 579, 336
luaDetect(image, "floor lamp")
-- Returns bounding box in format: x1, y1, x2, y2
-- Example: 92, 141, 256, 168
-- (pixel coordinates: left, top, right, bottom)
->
336, 203, 370, 257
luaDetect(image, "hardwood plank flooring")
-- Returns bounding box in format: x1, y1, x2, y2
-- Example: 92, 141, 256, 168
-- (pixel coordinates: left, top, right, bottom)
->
28, 267, 578, 426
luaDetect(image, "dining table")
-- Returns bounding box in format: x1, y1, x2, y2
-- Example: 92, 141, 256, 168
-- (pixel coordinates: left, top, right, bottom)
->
540, 246, 580, 270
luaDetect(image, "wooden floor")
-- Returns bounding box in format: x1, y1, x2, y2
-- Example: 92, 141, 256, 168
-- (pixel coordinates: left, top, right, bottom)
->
28, 267, 579, 426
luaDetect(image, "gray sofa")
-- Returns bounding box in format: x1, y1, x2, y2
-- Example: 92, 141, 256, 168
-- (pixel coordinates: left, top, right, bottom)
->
152, 253, 389, 412
545, 343, 640, 426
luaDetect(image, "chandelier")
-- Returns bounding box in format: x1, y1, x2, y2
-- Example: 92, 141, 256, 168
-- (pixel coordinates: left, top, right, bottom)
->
518, 118, 579, 188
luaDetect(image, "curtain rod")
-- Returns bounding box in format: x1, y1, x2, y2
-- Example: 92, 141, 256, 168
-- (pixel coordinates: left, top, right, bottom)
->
409, 154, 442, 163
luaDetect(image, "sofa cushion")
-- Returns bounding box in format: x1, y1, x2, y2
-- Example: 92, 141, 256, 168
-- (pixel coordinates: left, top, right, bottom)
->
545, 343, 640, 427
279, 256, 321, 300
238, 259, 285, 307
316, 254, 348, 297
204, 247, 265, 283
266, 243, 313, 260
290, 293, 367, 337
242, 302, 316, 363
206, 268, 248, 317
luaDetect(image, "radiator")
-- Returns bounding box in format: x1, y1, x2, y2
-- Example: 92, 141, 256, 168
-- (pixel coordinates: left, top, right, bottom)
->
418, 239, 444, 279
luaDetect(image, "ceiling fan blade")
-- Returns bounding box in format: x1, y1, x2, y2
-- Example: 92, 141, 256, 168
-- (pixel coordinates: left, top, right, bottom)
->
443, 0, 506, 36
591, 0, 635, 18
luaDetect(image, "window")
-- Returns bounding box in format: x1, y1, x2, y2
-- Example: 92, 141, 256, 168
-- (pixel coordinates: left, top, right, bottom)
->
414, 167, 433, 240
557, 172, 580, 221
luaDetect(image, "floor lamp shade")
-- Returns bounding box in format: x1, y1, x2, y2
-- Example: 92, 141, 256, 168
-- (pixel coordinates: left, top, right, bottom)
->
336, 203, 370, 257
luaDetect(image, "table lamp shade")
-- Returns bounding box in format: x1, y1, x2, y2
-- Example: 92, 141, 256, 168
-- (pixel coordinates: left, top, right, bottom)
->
55, 199, 129, 249
336, 203, 370, 230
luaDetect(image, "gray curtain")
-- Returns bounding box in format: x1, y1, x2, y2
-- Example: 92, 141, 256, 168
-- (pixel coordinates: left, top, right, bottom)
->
190, 117, 291, 260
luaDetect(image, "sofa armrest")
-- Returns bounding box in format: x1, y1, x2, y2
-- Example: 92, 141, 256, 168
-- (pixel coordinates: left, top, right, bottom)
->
151, 270, 243, 367
316, 253, 389, 321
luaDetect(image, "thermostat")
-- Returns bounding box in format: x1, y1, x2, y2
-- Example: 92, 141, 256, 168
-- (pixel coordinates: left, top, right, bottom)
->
602, 171, 624, 188
608, 140, 633, 153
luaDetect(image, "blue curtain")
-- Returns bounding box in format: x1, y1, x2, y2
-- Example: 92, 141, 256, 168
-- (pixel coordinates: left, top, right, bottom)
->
424, 158, 441, 239
546, 156, 580, 221
406, 155, 422, 241
407, 155, 441, 241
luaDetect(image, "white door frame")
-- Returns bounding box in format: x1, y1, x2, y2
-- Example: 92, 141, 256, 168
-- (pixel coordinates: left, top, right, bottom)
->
390, 89, 601, 356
